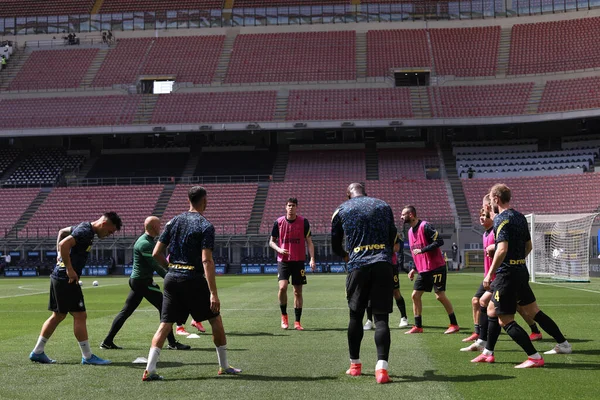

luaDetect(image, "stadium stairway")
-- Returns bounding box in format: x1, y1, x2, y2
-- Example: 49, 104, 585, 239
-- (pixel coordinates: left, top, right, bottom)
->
5, 188, 49, 239
213, 32, 238, 85
152, 184, 176, 219
91, 0, 105, 15
0, 50, 31, 90
81, 48, 109, 87
133, 94, 158, 124
365, 142, 379, 180
496, 28, 512, 77
67, 156, 98, 183
526, 83, 546, 114
271, 147, 289, 182
425, 30, 437, 75
441, 148, 471, 229
410, 87, 431, 118
0, 151, 27, 184
246, 183, 270, 235
355, 31, 367, 80
274, 89, 289, 121
181, 153, 200, 177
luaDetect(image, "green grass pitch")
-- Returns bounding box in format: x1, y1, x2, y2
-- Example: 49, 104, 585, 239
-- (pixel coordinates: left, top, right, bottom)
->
1, 273, 599, 400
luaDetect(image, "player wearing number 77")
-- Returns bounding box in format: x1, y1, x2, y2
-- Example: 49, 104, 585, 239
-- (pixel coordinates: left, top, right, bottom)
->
401, 206, 459, 335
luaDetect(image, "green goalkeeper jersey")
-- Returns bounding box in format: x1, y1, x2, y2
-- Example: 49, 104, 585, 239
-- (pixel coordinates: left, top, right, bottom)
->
131, 233, 167, 280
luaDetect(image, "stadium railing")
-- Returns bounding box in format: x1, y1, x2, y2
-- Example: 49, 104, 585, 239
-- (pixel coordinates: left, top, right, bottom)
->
65, 175, 272, 186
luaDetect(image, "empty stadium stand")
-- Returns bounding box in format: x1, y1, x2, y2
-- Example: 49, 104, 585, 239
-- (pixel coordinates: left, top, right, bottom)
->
8, 49, 99, 91
0, 148, 21, 177
367, 29, 431, 77
0, 188, 40, 238
161, 183, 258, 235
0, 0, 93, 17
462, 174, 600, 225
86, 152, 189, 180
99, 0, 224, 13
539, 77, 600, 113
92, 38, 154, 87
225, 31, 356, 83
3, 148, 85, 187
151, 91, 277, 124
378, 148, 439, 180
286, 88, 413, 120
21, 185, 162, 238
508, 17, 600, 75
284, 149, 366, 182
193, 150, 276, 179
0, 95, 141, 129
429, 83, 533, 117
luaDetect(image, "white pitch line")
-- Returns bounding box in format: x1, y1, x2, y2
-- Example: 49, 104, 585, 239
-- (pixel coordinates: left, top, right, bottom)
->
535, 281, 600, 295
0, 282, 126, 299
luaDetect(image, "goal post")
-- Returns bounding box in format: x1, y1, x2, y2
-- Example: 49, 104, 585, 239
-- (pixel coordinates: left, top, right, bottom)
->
526, 213, 598, 283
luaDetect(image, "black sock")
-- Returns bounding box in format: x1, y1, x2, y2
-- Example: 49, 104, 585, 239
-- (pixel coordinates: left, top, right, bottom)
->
474, 324, 480, 335
449, 312, 458, 326
280, 304, 287, 315
396, 297, 407, 319
415, 315, 422, 328
530, 323, 541, 334
504, 321, 537, 356
373, 314, 391, 362
348, 309, 365, 360
366, 306, 373, 321
534, 311, 566, 343
294, 308, 302, 323
486, 316, 501, 352
479, 307, 488, 340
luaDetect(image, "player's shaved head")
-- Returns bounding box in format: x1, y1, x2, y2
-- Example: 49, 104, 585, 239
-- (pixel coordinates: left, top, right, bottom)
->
144, 216, 160, 237
347, 182, 367, 199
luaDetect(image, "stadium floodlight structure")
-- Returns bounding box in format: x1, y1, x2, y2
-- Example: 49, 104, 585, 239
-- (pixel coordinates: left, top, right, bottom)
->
526, 213, 598, 283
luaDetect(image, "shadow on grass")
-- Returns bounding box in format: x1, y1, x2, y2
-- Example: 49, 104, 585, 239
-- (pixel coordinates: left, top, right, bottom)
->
302, 328, 348, 332
110, 361, 214, 369
543, 362, 600, 370
166, 373, 338, 382
392, 369, 515, 383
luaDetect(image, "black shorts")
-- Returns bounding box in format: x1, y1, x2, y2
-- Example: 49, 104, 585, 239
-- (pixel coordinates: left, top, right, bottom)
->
393, 264, 400, 290
490, 267, 536, 315
278, 261, 306, 285
48, 277, 86, 314
474, 283, 492, 299
414, 265, 447, 293
346, 262, 394, 314
161, 272, 219, 324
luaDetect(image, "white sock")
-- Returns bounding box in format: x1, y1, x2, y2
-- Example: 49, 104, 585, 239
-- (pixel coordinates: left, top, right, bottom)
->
559, 340, 569, 347
350, 358, 361, 365
33, 336, 48, 354
475, 339, 486, 346
79, 340, 92, 360
375, 360, 388, 370
216, 345, 228, 368
483, 348, 494, 356
529, 352, 542, 360
146, 347, 161, 374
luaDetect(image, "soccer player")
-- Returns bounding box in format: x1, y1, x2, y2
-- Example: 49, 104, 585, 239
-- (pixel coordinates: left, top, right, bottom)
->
100, 216, 190, 350
29, 212, 122, 365
472, 184, 571, 368
364, 240, 409, 330
461, 195, 541, 351
401, 206, 459, 335
142, 186, 241, 381
269, 197, 316, 331
332, 183, 397, 384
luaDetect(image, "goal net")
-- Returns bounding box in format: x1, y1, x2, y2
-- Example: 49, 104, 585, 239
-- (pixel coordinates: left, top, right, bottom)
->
526, 213, 598, 283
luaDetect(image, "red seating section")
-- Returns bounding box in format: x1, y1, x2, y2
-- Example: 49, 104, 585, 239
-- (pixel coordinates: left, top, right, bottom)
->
93, 38, 153, 87
285, 150, 366, 182
0, 188, 40, 238
429, 83, 533, 117
378, 149, 439, 180
287, 88, 413, 121
367, 29, 430, 77
161, 184, 258, 235
539, 77, 600, 113
21, 185, 162, 238
430, 27, 500, 77
225, 31, 355, 83
462, 174, 600, 225
509, 17, 600, 75
9, 49, 98, 91
235, 0, 349, 5
99, 0, 223, 13
0, 0, 93, 17
0, 95, 141, 129
141, 36, 224, 84
151, 92, 277, 124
